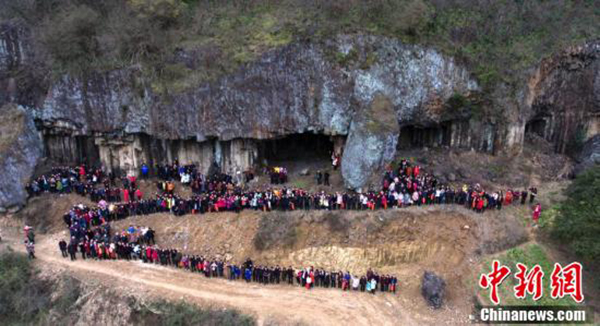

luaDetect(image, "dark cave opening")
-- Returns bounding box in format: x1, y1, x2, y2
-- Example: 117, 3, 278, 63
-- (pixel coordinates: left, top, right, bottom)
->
525, 118, 547, 138
43, 134, 100, 166
259, 133, 334, 164
397, 123, 452, 149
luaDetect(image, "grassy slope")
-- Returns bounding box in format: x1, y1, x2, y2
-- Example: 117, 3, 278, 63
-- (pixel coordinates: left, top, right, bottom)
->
1, 0, 598, 92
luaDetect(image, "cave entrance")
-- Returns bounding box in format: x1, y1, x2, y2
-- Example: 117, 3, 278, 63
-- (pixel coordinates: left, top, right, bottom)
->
397, 123, 452, 149
258, 133, 334, 172
525, 118, 547, 138
43, 134, 100, 166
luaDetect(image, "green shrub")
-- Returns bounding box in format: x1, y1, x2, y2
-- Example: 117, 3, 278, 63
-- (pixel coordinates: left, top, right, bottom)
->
137, 300, 255, 326
334, 48, 358, 67
39, 4, 101, 75
0, 249, 52, 324
551, 166, 600, 265
128, 0, 186, 29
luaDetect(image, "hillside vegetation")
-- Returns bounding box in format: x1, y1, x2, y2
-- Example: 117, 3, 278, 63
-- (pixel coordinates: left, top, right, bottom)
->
1, 0, 598, 92
0, 249, 255, 326
550, 166, 600, 270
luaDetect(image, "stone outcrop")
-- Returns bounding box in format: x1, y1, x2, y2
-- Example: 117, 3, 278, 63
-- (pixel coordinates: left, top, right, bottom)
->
0, 104, 43, 212
342, 93, 400, 189
574, 134, 600, 175
7, 32, 479, 187
1, 17, 599, 192
34, 35, 477, 142
521, 42, 600, 154
0, 21, 45, 108
421, 271, 446, 309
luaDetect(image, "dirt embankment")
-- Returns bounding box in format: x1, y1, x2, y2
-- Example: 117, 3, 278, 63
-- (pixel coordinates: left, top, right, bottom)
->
110, 209, 476, 271
102, 205, 528, 323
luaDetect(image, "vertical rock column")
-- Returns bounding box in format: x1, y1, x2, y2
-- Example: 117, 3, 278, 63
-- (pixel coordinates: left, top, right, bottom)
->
0, 104, 43, 212
341, 93, 400, 190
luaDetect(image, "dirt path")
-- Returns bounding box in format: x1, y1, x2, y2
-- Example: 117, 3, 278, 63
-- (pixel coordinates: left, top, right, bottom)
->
2, 232, 434, 326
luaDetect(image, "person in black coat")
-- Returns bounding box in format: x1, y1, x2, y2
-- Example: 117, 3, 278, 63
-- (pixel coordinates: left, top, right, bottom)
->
68, 238, 78, 261
59, 239, 68, 258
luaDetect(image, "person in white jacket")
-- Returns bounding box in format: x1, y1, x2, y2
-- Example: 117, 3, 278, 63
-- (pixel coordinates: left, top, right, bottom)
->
370, 278, 377, 294
352, 275, 360, 291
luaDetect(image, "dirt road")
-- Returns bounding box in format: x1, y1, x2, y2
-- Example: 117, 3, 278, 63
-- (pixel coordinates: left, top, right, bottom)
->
3, 232, 461, 326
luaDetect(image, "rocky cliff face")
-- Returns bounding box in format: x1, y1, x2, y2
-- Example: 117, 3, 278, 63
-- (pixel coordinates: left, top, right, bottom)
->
1, 29, 482, 189
575, 134, 600, 175
0, 104, 43, 212
1, 18, 599, 200
0, 21, 45, 108
342, 93, 400, 189
522, 42, 600, 154
35, 35, 478, 140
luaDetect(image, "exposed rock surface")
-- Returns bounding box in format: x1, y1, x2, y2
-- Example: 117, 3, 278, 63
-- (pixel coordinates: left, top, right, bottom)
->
34, 35, 477, 140
574, 134, 600, 175
1, 28, 481, 188
342, 93, 400, 189
421, 271, 446, 309
522, 42, 600, 154
0, 21, 44, 108
1, 18, 599, 190
0, 104, 43, 211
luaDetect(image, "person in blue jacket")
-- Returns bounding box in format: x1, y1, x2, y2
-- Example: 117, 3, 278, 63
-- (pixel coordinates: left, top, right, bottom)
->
141, 163, 149, 179
245, 268, 252, 282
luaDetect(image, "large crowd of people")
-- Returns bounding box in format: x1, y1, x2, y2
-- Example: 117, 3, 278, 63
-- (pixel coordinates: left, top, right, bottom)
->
26, 159, 541, 239
43, 159, 540, 231
26, 157, 541, 295
26, 165, 141, 203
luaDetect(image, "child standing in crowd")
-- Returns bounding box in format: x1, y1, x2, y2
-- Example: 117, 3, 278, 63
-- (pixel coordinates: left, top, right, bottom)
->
25, 240, 35, 259
532, 203, 542, 226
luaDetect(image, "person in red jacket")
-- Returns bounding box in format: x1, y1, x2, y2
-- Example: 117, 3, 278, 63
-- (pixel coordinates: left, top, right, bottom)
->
505, 190, 513, 205
135, 188, 143, 201
476, 196, 484, 213
79, 165, 86, 180
152, 247, 159, 263
532, 203, 542, 226
123, 188, 130, 202
145, 246, 152, 263
306, 269, 314, 289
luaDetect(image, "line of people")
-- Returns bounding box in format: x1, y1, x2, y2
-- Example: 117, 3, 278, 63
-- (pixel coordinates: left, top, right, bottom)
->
26, 165, 143, 203
59, 223, 155, 261
57, 232, 397, 295
47, 160, 540, 238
